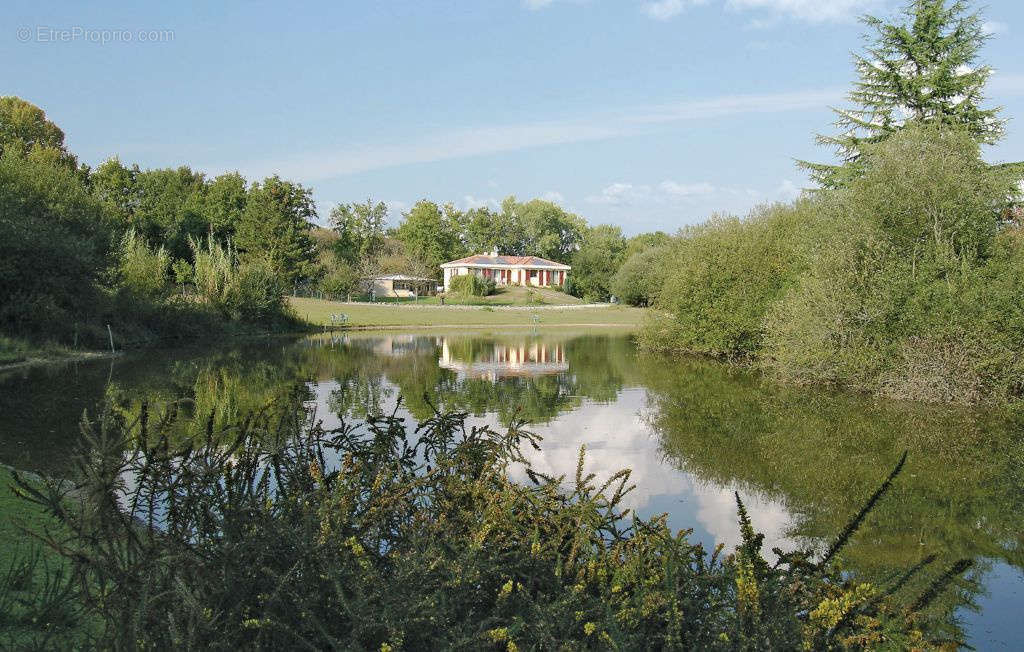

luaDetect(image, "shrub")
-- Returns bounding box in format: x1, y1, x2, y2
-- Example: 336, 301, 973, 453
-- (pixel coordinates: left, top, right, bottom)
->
189, 236, 286, 322
762, 126, 1024, 404
117, 228, 170, 301
448, 273, 494, 297
639, 200, 827, 357
611, 244, 672, 307
9, 399, 965, 650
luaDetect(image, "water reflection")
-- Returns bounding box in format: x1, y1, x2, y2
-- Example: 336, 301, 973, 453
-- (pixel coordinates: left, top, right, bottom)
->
440, 338, 568, 379
1, 329, 1021, 646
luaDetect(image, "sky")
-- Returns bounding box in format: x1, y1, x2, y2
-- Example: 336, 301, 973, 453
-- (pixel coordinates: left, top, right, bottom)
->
5, 0, 1024, 235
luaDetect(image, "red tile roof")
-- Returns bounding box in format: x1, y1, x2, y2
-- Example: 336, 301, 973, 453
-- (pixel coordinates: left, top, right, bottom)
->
442, 254, 569, 268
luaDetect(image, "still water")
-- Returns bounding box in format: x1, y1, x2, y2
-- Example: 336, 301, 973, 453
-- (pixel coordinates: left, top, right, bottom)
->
1, 329, 1022, 647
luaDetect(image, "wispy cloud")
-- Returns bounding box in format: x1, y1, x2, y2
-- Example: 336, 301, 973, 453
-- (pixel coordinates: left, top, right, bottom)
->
587, 179, 718, 206
461, 195, 501, 210
241, 87, 841, 182
725, 0, 884, 24
982, 20, 1008, 36
559, 0, 885, 24
541, 190, 565, 203
642, 0, 705, 21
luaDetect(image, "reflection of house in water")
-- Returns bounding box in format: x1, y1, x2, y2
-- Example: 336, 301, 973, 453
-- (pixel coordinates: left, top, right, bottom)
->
439, 338, 568, 380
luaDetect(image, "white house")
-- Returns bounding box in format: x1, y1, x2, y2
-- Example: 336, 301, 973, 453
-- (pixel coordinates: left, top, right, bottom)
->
440, 252, 570, 290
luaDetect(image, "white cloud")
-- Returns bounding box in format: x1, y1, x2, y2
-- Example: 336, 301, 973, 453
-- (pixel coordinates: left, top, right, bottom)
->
775, 179, 801, 201
587, 182, 652, 206
461, 195, 501, 210
982, 20, 1008, 36
643, 0, 687, 21
659, 180, 715, 197
232, 87, 840, 182
726, 0, 884, 23
522, 0, 555, 9
541, 190, 565, 203
588, 179, 717, 206
637, 0, 883, 24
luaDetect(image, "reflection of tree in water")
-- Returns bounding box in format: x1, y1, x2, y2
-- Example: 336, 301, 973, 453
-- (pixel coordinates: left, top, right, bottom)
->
638, 354, 1024, 642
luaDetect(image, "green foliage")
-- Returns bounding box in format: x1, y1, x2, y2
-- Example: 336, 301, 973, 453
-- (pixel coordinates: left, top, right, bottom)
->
393, 200, 465, 275
570, 224, 626, 301
802, 0, 1003, 188
0, 147, 110, 342
7, 398, 961, 650
641, 201, 825, 357
329, 198, 389, 266
448, 273, 495, 297
235, 175, 318, 284
511, 197, 587, 263
203, 172, 248, 241
0, 96, 77, 170
116, 228, 170, 301
764, 126, 1024, 403
611, 244, 672, 307
189, 236, 286, 321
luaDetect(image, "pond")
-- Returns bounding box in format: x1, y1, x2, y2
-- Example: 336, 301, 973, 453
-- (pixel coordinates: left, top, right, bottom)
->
1, 329, 1022, 647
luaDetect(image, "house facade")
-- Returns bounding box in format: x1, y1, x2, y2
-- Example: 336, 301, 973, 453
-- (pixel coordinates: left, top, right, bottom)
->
361, 274, 437, 299
440, 253, 570, 290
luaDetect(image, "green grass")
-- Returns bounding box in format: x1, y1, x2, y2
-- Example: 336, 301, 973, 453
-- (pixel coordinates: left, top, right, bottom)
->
0, 335, 106, 369
363, 285, 585, 306
289, 296, 645, 328
0, 467, 89, 646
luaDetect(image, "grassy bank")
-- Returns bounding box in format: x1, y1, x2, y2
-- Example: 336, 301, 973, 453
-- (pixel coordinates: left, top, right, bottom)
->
369, 285, 585, 306
289, 296, 645, 328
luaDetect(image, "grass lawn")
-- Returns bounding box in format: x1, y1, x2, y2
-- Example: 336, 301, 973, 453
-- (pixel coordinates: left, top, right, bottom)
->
0, 467, 89, 645
0, 336, 103, 369
289, 297, 646, 328
364, 285, 585, 306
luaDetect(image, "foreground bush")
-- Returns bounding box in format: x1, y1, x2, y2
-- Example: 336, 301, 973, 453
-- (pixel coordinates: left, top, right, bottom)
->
6, 398, 968, 649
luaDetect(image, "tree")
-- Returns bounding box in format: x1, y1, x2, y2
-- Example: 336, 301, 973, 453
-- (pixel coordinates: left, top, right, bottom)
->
504, 197, 585, 262
131, 167, 208, 260
329, 198, 389, 266
0, 96, 68, 158
801, 0, 1003, 188
393, 200, 465, 276
570, 224, 627, 301
462, 205, 523, 254
623, 231, 671, 260
843, 123, 1015, 261
91, 158, 140, 226
203, 172, 248, 242
236, 176, 318, 284
0, 147, 110, 339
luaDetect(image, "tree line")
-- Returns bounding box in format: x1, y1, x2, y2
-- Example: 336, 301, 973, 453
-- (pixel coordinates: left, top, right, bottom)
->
0, 96, 656, 353
619, 0, 1024, 405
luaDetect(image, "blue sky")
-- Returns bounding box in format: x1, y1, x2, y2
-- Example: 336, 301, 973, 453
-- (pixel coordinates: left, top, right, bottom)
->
5, 0, 1024, 234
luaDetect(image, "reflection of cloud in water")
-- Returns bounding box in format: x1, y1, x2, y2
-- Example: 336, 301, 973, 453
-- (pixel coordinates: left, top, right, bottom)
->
504, 389, 797, 556
310, 377, 798, 557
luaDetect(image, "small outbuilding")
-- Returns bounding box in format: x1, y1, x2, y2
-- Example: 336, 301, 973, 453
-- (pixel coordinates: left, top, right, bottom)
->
361, 275, 437, 299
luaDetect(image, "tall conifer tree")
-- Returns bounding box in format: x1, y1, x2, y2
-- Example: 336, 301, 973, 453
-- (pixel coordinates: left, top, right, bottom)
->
801, 0, 1004, 188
